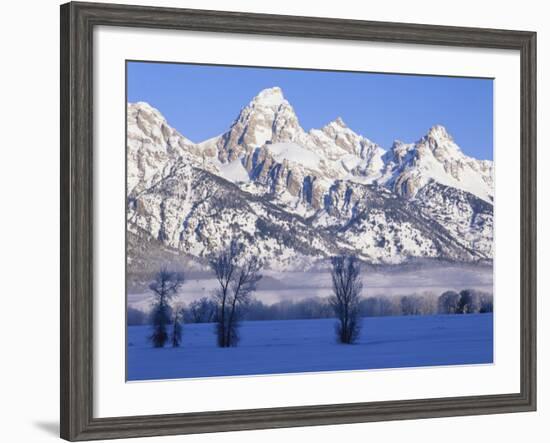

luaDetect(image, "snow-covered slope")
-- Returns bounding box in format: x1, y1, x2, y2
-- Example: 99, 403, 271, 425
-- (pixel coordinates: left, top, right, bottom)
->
379, 126, 493, 203
126, 87, 493, 268
127, 102, 218, 194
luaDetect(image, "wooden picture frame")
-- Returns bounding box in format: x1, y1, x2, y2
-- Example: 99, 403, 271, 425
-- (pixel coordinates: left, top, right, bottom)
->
60, 1, 536, 440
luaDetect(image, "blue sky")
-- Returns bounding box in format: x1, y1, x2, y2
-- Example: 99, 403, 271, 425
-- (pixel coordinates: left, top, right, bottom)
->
127, 61, 493, 160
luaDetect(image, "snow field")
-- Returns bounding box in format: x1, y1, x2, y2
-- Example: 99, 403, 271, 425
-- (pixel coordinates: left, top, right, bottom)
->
127, 313, 493, 380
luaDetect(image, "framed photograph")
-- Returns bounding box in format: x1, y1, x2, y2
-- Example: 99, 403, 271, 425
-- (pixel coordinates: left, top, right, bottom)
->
60, 1, 536, 440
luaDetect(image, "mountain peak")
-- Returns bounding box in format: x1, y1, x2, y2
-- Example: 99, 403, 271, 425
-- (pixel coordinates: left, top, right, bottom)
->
131, 101, 154, 110
252, 86, 286, 107
426, 125, 453, 142
322, 117, 351, 135
129, 101, 164, 118
391, 139, 410, 150
327, 117, 347, 128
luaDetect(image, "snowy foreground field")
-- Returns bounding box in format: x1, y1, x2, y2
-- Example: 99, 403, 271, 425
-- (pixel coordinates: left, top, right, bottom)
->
127, 313, 493, 381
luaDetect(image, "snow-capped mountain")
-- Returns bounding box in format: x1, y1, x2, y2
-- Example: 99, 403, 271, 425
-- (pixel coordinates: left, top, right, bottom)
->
379, 126, 493, 202
127, 87, 493, 269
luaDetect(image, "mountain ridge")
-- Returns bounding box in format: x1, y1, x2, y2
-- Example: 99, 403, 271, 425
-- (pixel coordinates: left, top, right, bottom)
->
127, 87, 493, 269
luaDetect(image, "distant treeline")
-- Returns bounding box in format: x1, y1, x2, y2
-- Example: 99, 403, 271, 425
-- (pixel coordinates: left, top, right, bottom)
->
128, 289, 493, 325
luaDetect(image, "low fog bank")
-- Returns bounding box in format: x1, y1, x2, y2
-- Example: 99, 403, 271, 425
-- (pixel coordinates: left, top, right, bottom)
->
128, 261, 493, 312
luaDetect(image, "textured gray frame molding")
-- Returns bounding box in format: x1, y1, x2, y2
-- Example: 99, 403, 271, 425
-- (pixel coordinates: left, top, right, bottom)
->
60, 1, 537, 440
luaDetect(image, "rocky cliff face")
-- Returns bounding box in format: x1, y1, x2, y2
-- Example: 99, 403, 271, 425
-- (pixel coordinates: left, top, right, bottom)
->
127, 87, 493, 269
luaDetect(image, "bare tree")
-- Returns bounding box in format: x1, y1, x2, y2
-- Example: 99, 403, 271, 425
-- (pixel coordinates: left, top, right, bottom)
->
187, 297, 216, 323
224, 255, 262, 345
438, 290, 460, 314
329, 256, 363, 344
209, 240, 262, 347
148, 267, 185, 348
171, 304, 185, 347
458, 289, 482, 314
209, 240, 239, 347
479, 293, 494, 313
360, 296, 400, 317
